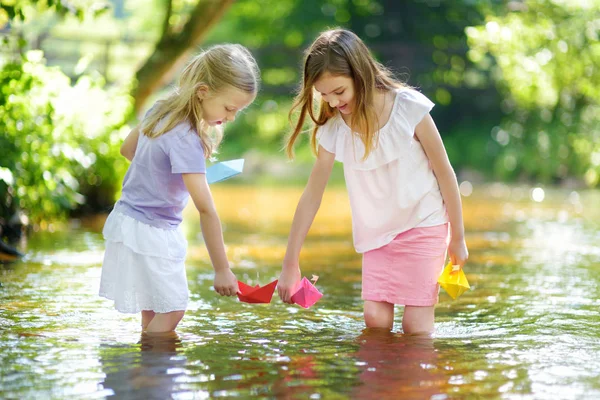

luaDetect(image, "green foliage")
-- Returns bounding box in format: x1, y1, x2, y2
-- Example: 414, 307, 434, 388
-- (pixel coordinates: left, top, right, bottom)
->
6, 0, 600, 232
202, 0, 386, 159
0, 51, 133, 224
0, 0, 110, 23
467, 0, 600, 186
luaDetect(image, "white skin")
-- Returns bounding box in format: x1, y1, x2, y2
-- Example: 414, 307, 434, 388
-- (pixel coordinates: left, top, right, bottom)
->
197, 84, 255, 126
120, 85, 255, 332
277, 72, 468, 334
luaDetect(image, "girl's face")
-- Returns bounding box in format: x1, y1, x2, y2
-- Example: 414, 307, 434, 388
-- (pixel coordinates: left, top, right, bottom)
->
199, 85, 255, 126
313, 72, 355, 115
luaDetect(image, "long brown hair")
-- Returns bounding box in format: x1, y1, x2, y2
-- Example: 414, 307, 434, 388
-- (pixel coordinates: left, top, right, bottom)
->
141, 44, 259, 158
286, 29, 404, 160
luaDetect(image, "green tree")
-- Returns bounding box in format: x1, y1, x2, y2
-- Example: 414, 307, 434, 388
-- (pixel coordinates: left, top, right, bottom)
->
467, 0, 600, 186
132, 0, 235, 111
0, 0, 109, 31
0, 51, 133, 226
1, 1, 132, 232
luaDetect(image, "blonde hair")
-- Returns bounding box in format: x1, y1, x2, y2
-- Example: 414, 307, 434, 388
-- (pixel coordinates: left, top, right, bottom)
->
141, 44, 259, 157
286, 29, 403, 160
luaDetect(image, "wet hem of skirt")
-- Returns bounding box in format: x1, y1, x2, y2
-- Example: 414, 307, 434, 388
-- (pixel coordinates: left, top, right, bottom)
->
361, 294, 438, 306
99, 292, 188, 314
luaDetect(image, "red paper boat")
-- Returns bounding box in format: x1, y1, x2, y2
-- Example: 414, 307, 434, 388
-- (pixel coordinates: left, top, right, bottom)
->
237, 280, 278, 304
291, 276, 323, 309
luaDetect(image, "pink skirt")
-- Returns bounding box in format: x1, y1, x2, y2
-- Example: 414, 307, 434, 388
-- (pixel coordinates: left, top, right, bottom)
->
362, 223, 449, 306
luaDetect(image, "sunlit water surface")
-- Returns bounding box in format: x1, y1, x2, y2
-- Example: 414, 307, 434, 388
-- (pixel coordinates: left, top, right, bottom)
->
1, 184, 599, 399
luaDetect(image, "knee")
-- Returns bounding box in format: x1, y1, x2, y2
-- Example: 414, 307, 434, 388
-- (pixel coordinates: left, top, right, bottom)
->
401, 320, 433, 335
145, 310, 186, 333
401, 307, 435, 335
170, 311, 185, 324
364, 307, 393, 329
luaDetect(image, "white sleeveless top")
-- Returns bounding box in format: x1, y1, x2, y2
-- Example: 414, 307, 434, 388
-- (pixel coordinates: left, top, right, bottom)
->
317, 88, 448, 253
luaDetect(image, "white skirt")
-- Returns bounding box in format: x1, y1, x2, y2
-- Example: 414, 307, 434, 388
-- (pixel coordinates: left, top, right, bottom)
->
99, 210, 189, 314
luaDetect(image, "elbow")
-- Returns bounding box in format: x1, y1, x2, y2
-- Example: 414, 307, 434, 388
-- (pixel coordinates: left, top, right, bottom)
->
120, 146, 134, 161
197, 207, 210, 216
433, 162, 457, 181
314, 197, 323, 210
301, 191, 323, 212
196, 203, 217, 217
198, 208, 218, 223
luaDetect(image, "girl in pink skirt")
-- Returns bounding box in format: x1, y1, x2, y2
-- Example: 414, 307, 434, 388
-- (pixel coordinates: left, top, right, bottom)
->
277, 29, 468, 334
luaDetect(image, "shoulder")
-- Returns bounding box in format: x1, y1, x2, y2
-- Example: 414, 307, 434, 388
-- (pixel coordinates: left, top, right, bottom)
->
396, 88, 434, 108
395, 88, 435, 113
172, 122, 202, 147
317, 114, 345, 138
391, 88, 435, 130
315, 115, 346, 160
141, 100, 164, 122
162, 121, 194, 140
159, 122, 200, 152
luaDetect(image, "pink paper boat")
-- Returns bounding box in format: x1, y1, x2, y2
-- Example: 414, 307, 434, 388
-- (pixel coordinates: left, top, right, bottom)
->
291, 276, 323, 309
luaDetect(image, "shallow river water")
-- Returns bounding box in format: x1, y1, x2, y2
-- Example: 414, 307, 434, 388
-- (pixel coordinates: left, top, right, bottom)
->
1, 184, 599, 399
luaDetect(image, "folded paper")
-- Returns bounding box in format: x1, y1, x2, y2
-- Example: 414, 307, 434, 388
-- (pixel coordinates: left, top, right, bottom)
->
291, 276, 323, 309
437, 262, 470, 299
206, 159, 245, 184
237, 279, 278, 303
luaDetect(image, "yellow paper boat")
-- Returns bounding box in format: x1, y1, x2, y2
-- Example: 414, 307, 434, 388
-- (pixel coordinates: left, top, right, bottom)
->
438, 262, 470, 299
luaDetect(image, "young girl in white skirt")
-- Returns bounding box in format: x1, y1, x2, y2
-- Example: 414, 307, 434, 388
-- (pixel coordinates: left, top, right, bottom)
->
277, 29, 468, 334
99, 44, 259, 333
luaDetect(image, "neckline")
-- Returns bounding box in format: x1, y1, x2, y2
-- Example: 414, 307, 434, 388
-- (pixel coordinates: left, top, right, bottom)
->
338, 89, 400, 133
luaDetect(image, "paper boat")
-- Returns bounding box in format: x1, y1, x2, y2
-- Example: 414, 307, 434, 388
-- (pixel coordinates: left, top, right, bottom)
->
437, 262, 470, 299
291, 276, 323, 309
237, 279, 278, 303
206, 159, 244, 184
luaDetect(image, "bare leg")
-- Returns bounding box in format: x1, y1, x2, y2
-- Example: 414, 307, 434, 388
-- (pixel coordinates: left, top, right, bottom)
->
402, 305, 435, 335
363, 301, 395, 330
140, 331, 181, 352
141, 310, 155, 330
145, 310, 185, 333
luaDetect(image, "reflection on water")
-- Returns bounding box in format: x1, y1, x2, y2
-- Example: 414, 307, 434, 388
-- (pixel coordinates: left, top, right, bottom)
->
352, 329, 447, 399
99, 332, 185, 399
1, 184, 600, 399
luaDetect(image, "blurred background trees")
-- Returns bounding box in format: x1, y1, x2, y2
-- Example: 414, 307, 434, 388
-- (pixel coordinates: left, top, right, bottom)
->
1, 0, 599, 233
467, 0, 600, 187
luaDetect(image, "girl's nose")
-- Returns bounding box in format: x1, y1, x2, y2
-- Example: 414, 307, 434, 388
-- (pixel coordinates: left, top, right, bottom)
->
328, 98, 339, 108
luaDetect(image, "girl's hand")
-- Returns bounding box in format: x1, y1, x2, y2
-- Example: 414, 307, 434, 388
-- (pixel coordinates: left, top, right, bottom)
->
448, 237, 469, 269
214, 268, 238, 296
277, 266, 301, 304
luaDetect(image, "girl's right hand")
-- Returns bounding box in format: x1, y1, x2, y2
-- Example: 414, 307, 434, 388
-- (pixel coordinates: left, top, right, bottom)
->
214, 268, 238, 296
277, 266, 301, 304
448, 237, 469, 268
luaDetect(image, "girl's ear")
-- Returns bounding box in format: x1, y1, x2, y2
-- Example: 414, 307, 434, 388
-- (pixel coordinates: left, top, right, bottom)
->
196, 84, 210, 101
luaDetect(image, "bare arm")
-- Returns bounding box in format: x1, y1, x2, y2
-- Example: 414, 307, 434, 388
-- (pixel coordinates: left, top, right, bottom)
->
120, 125, 141, 161
415, 114, 469, 267
182, 173, 237, 296
278, 146, 336, 302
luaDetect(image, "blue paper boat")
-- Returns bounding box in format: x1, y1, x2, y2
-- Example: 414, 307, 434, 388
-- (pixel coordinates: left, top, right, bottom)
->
206, 159, 245, 184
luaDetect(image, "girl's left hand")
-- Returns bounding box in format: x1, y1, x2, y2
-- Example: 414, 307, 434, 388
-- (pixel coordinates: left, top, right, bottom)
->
214, 268, 238, 296
448, 237, 469, 268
